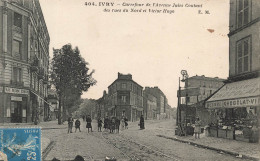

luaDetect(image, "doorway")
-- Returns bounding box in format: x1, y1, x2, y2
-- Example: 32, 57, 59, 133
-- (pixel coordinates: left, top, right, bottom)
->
11, 101, 22, 123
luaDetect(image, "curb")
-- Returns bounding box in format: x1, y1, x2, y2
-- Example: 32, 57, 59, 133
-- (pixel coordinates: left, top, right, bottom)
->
42, 141, 55, 160
157, 135, 259, 161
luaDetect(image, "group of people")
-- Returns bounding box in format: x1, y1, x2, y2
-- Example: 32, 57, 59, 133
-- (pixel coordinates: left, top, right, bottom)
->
102, 116, 129, 133
67, 115, 129, 133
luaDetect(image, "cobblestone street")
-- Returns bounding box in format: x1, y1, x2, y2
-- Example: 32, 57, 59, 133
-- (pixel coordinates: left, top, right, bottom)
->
38, 119, 256, 161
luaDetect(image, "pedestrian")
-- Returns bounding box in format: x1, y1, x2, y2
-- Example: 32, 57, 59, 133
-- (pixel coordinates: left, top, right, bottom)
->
121, 117, 125, 130
98, 117, 103, 132
73, 155, 85, 161
104, 116, 109, 131
194, 117, 201, 139
139, 115, 145, 130
86, 115, 93, 133
110, 117, 116, 133
68, 115, 74, 133
115, 117, 120, 133
124, 117, 128, 129
75, 118, 81, 132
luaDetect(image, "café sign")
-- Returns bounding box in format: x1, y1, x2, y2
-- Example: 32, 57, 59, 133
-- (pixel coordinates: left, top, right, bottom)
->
0, 86, 3, 93
5, 87, 29, 95
206, 96, 260, 109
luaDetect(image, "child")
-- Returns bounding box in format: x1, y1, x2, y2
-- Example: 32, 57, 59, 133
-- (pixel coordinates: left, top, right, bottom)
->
75, 119, 81, 132
86, 115, 93, 133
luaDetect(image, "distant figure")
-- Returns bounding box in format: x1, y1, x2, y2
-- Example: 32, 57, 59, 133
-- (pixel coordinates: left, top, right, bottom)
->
98, 117, 103, 132
115, 117, 120, 133
68, 115, 74, 133
110, 117, 116, 133
194, 117, 201, 139
74, 155, 85, 161
139, 115, 145, 130
124, 117, 128, 129
121, 117, 125, 130
104, 116, 109, 131
86, 115, 93, 133
75, 119, 81, 132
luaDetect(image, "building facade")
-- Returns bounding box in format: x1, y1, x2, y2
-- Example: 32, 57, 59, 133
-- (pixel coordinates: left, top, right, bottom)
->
107, 73, 143, 122
144, 86, 167, 119
206, 0, 260, 142
178, 75, 225, 105
143, 91, 157, 120
0, 0, 50, 123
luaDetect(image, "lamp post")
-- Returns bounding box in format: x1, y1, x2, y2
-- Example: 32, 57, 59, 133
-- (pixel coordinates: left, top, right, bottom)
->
181, 70, 189, 135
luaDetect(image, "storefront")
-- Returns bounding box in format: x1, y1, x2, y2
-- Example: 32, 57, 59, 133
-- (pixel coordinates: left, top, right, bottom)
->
0, 87, 30, 123
206, 77, 260, 143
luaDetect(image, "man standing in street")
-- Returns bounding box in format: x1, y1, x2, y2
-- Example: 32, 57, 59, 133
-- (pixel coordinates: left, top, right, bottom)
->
68, 115, 74, 133
139, 115, 145, 130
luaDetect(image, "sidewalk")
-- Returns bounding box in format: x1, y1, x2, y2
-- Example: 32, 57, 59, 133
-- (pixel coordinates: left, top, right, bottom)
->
157, 134, 260, 161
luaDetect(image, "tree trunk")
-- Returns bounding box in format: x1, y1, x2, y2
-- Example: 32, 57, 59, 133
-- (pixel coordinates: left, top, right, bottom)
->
58, 96, 62, 125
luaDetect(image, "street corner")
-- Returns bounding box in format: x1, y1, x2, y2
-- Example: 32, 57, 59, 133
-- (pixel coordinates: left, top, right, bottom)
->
0, 127, 41, 161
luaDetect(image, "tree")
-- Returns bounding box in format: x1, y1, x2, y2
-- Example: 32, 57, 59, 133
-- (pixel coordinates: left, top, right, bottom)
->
51, 44, 96, 124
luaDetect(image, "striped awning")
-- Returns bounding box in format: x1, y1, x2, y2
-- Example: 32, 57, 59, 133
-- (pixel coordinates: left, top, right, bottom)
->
206, 77, 260, 109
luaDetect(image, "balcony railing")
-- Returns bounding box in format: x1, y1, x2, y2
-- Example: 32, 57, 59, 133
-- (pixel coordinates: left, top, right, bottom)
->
10, 80, 24, 87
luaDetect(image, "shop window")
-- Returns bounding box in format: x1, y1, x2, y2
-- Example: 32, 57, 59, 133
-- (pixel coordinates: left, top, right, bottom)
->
237, 0, 250, 28
14, 12, 22, 28
237, 37, 251, 74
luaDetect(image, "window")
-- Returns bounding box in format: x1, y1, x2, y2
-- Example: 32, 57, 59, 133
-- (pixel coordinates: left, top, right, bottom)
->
237, 0, 250, 28
121, 96, 126, 103
13, 40, 21, 58
14, 12, 22, 28
237, 37, 250, 74
121, 83, 126, 89
13, 67, 22, 83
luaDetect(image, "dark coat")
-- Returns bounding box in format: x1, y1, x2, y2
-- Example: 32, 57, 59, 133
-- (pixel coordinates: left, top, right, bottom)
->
75, 120, 80, 128
86, 117, 92, 128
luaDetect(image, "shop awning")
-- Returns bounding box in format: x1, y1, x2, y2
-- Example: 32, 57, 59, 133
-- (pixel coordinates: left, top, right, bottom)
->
206, 77, 260, 109
30, 90, 52, 107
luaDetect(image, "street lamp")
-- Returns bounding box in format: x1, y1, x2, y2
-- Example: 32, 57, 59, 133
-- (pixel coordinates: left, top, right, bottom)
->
176, 70, 188, 136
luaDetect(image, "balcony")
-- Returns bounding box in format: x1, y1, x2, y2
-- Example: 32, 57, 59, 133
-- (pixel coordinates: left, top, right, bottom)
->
10, 80, 24, 87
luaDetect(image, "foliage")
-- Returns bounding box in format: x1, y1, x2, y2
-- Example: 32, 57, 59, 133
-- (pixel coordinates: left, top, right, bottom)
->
50, 44, 96, 123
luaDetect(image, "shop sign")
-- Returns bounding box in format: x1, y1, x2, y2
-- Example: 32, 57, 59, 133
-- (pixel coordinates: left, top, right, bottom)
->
206, 96, 260, 109
0, 86, 3, 93
5, 87, 29, 95
11, 96, 23, 101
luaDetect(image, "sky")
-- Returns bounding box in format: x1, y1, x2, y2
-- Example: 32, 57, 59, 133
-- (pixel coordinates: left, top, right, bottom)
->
40, 0, 230, 108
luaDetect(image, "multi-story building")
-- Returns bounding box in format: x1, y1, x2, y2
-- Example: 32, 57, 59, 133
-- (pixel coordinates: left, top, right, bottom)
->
0, 0, 50, 123
144, 86, 167, 119
178, 75, 225, 105
206, 0, 259, 142
107, 73, 143, 122
143, 91, 157, 120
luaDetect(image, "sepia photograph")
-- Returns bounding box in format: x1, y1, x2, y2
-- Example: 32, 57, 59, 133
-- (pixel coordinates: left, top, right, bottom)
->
0, 0, 259, 160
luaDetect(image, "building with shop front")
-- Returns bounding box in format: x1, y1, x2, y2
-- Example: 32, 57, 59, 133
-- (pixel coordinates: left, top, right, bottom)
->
0, 0, 50, 123
205, 0, 260, 142
177, 75, 225, 125
107, 73, 143, 122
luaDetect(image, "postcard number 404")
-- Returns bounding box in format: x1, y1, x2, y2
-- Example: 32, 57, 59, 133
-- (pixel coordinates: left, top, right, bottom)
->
24, 129, 39, 133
